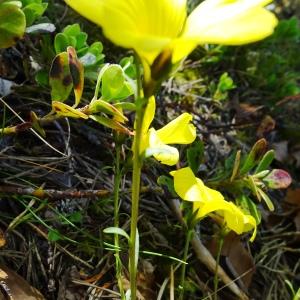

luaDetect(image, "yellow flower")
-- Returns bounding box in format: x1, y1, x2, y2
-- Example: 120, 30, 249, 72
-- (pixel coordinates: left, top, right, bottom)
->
170, 167, 257, 241
65, 0, 278, 66
141, 97, 196, 165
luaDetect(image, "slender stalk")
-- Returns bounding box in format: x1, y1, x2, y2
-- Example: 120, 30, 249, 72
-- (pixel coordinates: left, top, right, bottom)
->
129, 102, 144, 300
113, 139, 125, 300
213, 231, 225, 300
179, 229, 193, 300
129, 57, 145, 300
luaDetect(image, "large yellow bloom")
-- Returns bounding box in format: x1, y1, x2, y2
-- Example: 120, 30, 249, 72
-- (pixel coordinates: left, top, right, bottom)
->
65, 0, 277, 66
170, 167, 257, 241
141, 97, 196, 165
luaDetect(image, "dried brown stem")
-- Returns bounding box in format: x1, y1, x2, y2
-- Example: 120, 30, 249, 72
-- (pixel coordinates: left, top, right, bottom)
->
0, 185, 162, 200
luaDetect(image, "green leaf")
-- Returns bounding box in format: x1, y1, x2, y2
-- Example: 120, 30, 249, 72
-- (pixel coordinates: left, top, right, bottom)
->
49, 52, 73, 102
120, 56, 136, 79
89, 99, 128, 123
255, 150, 275, 173
0, 2, 26, 49
187, 139, 204, 174
240, 195, 261, 224
89, 41, 103, 56
35, 69, 48, 86
49, 47, 85, 105
157, 175, 176, 197
230, 150, 241, 182
103, 227, 130, 241
55, 24, 88, 54
257, 188, 274, 211
67, 46, 84, 107
214, 72, 236, 101
68, 211, 82, 223
114, 102, 136, 112
134, 228, 139, 269
22, 2, 47, 26
240, 139, 267, 175
89, 115, 132, 135
63, 23, 81, 37
74, 32, 88, 49
285, 280, 295, 297
52, 101, 88, 119
48, 229, 62, 242
101, 64, 133, 101
248, 175, 260, 201
54, 33, 70, 54
30, 111, 45, 137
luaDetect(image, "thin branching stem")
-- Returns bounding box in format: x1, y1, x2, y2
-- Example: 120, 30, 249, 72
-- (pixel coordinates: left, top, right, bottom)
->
179, 229, 194, 300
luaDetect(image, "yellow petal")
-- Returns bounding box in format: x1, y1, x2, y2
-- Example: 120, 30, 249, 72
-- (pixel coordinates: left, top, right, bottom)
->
156, 113, 196, 145
223, 203, 257, 241
140, 96, 156, 154
171, 167, 257, 241
193, 197, 231, 218
142, 96, 156, 134
170, 167, 203, 201
170, 167, 224, 202
184, 0, 278, 45
171, 38, 198, 63
146, 128, 179, 165
65, 0, 187, 65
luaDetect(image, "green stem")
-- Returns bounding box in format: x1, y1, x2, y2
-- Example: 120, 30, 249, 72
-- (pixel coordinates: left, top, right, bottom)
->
113, 140, 125, 300
129, 101, 144, 300
179, 229, 193, 300
129, 57, 145, 300
93, 63, 110, 100
213, 231, 225, 300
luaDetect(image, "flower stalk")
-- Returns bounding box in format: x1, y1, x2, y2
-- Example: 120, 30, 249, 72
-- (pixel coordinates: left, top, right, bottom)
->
179, 228, 194, 300
113, 137, 125, 299
129, 58, 147, 300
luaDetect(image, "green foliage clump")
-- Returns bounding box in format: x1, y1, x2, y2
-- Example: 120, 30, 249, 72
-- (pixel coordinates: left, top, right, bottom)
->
244, 17, 300, 102
54, 24, 105, 79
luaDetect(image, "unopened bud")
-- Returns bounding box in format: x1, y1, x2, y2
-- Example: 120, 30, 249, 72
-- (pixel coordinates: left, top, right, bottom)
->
263, 169, 292, 189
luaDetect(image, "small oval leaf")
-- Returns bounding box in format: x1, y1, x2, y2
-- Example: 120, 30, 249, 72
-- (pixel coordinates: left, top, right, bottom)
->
0, 2, 26, 49
103, 227, 130, 241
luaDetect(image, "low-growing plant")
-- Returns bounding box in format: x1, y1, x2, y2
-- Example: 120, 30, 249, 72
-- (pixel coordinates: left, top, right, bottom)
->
0, 0, 295, 300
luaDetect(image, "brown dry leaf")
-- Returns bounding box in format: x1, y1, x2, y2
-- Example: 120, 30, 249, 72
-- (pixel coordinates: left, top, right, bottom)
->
256, 115, 276, 138
283, 188, 300, 241
0, 265, 45, 300
208, 232, 255, 291
235, 103, 264, 123
121, 278, 145, 300
121, 259, 156, 300
137, 260, 156, 300
285, 188, 300, 206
